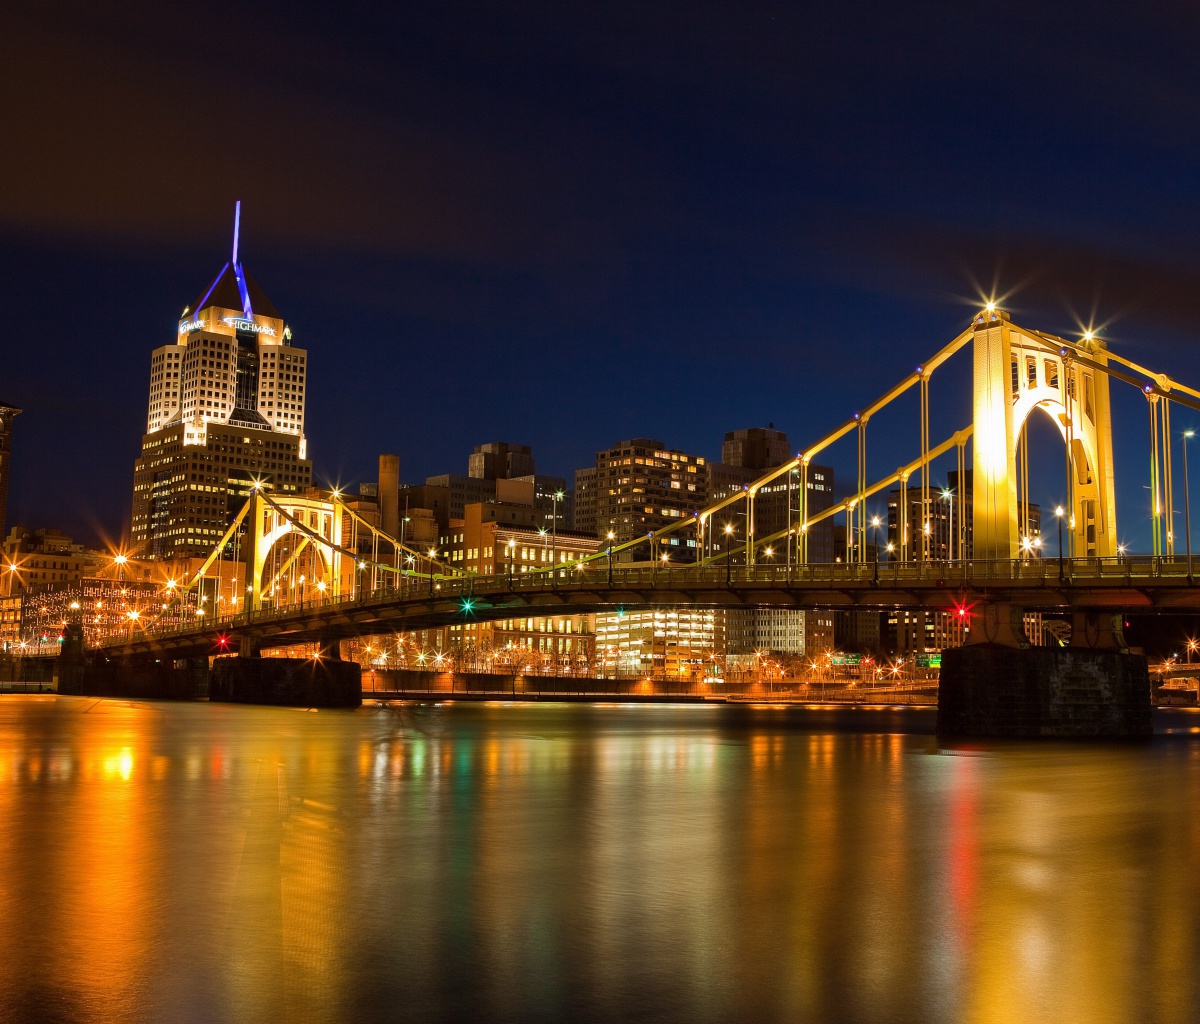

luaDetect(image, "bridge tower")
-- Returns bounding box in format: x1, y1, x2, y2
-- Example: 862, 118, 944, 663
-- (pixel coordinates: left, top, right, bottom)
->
247, 490, 345, 610
971, 309, 1118, 560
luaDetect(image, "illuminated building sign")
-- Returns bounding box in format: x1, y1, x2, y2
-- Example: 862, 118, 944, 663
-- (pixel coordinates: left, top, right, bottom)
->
221, 317, 276, 337
178, 319, 207, 335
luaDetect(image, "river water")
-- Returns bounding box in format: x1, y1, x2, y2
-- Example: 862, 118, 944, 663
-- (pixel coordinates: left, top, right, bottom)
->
2, 695, 1199, 1023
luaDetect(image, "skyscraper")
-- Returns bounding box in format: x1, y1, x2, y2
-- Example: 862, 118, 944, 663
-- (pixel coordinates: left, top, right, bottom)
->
592, 438, 708, 557
131, 204, 313, 560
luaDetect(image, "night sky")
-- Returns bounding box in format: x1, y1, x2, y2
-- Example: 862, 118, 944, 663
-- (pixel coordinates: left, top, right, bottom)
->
5, 2, 1200, 550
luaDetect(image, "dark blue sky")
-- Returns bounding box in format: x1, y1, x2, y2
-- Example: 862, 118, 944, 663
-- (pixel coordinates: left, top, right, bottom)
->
4, 1, 1200, 550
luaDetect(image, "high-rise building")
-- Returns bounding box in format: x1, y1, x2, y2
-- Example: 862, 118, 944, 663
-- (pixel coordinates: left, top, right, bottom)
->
0, 400, 20, 543
592, 438, 708, 559
131, 205, 313, 559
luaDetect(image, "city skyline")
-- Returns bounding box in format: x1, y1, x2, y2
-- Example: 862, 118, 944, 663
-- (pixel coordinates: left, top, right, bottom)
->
6, 8, 1200, 1022
7, 4, 1200, 551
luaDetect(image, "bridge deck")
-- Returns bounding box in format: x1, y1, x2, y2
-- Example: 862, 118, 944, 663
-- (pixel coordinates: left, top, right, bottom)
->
94, 557, 1200, 659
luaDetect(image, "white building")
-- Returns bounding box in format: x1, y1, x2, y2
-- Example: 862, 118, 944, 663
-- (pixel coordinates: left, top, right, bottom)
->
144, 202, 308, 450
132, 204, 314, 560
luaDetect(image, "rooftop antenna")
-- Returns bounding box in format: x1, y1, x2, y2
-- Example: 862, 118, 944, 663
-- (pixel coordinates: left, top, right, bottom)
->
232, 200, 242, 265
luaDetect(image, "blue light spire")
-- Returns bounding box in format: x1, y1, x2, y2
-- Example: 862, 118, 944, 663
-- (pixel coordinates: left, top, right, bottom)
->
231, 200, 254, 319
232, 200, 241, 264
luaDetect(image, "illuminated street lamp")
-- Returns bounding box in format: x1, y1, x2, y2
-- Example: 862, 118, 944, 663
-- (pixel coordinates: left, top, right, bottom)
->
941, 488, 954, 560
724, 523, 735, 585
507, 538, 517, 589
1183, 429, 1194, 583
1055, 505, 1066, 581
607, 531, 616, 585
427, 548, 437, 597
552, 489, 564, 565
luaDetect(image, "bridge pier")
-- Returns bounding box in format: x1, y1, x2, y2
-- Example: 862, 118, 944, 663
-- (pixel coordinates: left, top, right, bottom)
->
57, 647, 208, 700
210, 643, 360, 708
937, 603, 1151, 738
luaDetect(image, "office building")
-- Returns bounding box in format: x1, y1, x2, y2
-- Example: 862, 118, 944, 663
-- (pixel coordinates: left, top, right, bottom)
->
594, 607, 724, 681
131, 205, 313, 559
591, 438, 708, 559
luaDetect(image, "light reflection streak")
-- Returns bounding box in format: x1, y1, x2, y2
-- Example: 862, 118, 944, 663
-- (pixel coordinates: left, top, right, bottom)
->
0, 699, 1198, 1021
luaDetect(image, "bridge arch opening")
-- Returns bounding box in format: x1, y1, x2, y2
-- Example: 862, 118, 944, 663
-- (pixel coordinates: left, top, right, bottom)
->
258, 530, 335, 608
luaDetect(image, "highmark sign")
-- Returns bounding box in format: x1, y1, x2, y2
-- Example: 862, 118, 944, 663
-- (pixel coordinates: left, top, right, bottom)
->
221, 317, 276, 337
178, 319, 207, 335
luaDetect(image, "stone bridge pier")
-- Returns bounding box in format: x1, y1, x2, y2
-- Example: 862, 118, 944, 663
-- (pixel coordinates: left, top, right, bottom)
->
209, 634, 360, 708
937, 602, 1152, 738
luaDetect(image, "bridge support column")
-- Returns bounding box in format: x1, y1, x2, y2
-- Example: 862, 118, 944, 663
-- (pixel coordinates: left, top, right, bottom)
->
939, 600, 1150, 738
317, 636, 343, 661
1069, 611, 1128, 651
56, 619, 87, 694
964, 603, 1029, 648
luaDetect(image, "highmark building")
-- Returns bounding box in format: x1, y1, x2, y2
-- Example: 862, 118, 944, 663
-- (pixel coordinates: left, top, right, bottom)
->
131, 205, 313, 560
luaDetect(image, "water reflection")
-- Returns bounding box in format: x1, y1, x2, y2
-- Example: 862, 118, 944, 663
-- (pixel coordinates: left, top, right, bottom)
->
0, 696, 1198, 1022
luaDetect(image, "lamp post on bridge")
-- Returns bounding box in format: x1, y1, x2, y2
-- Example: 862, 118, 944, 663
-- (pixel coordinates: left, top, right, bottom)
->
552, 489, 564, 566
942, 488, 953, 561
724, 523, 734, 586
607, 531, 615, 586
1184, 429, 1194, 584
1055, 505, 1065, 582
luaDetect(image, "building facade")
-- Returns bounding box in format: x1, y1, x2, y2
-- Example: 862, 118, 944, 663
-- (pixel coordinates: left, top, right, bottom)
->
594, 607, 724, 681
572, 466, 598, 535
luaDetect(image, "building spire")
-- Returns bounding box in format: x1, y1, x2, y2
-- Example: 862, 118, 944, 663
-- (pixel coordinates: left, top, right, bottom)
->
230, 200, 253, 319
232, 200, 241, 265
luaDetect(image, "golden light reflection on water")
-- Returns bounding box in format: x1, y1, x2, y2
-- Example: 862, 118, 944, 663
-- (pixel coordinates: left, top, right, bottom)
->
1, 697, 1200, 1022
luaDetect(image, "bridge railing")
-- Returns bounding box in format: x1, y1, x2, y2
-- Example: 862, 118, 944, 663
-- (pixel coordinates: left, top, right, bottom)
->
98, 554, 1200, 649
